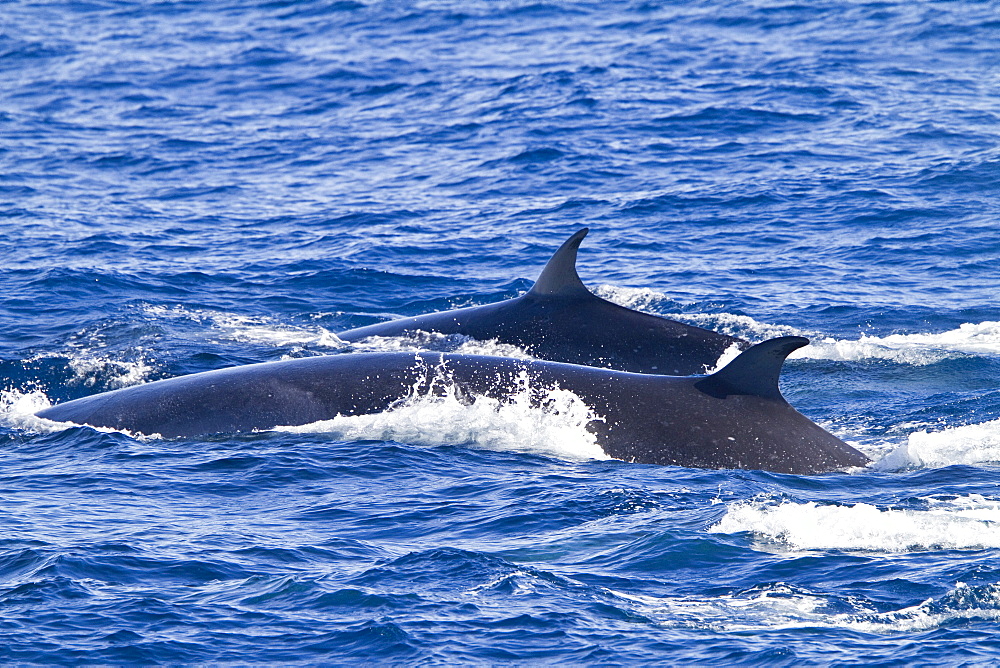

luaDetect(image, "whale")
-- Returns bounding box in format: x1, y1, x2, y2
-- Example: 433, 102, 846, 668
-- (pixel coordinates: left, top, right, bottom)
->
36, 336, 870, 474
338, 229, 748, 375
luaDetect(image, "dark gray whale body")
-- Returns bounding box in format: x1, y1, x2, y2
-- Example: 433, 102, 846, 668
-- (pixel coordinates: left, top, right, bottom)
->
338, 229, 747, 376
37, 336, 870, 474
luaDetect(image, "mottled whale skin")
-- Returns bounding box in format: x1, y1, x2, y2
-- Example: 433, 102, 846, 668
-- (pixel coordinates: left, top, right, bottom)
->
338, 229, 748, 375
36, 336, 869, 474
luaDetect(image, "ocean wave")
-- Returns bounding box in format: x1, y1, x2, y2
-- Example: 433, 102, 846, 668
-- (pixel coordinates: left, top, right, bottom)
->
275, 366, 607, 462
703, 342, 744, 374
846, 583, 1000, 634
592, 285, 680, 315
593, 285, 802, 341
142, 305, 346, 349
797, 322, 1000, 365
610, 581, 1000, 635
709, 494, 1000, 551
609, 584, 840, 634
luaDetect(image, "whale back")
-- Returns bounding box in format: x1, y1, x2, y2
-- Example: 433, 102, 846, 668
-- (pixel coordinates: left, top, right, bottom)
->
336, 229, 748, 375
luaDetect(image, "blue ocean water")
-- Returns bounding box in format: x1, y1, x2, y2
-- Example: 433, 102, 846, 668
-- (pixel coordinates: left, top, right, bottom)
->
2, 0, 1000, 662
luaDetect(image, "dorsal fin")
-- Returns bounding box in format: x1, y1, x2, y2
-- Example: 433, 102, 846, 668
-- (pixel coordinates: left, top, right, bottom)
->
529, 228, 591, 297
695, 336, 809, 401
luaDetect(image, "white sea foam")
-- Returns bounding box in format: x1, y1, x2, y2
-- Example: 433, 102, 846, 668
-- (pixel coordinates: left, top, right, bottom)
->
610, 584, 847, 633
876, 418, 1000, 470
679, 312, 805, 342
66, 354, 155, 388
207, 312, 345, 348
610, 581, 1000, 635
593, 284, 802, 341
24, 352, 155, 389
275, 365, 607, 461
593, 284, 674, 314
692, 317, 1000, 366
846, 582, 1000, 634
793, 322, 1000, 364
709, 494, 1000, 551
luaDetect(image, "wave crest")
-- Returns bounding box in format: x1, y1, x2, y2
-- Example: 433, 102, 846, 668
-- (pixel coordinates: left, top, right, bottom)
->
877, 418, 1000, 470
710, 494, 1000, 551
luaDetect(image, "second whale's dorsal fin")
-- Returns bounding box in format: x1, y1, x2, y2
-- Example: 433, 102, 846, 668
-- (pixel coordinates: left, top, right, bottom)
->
695, 336, 809, 401
529, 228, 591, 297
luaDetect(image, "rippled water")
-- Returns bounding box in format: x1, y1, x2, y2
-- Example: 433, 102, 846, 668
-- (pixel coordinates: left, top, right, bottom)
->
3, 0, 1000, 663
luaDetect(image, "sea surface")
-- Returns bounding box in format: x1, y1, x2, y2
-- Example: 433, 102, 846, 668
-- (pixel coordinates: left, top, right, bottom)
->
2, 0, 1000, 663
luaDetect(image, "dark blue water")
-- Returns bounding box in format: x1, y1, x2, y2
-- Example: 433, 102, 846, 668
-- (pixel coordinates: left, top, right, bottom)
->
3, 0, 1000, 663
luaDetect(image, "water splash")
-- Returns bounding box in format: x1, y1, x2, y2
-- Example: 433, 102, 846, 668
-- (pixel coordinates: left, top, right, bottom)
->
0, 389, 56, 432
276, 362, 607, 461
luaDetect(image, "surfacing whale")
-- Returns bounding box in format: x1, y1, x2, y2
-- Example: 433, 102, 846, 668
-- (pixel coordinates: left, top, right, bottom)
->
338, 229, 747, 375
36, 336, 869, 474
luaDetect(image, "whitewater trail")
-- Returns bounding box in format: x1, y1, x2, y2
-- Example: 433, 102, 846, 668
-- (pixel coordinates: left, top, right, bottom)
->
598, 285, 1000, 365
